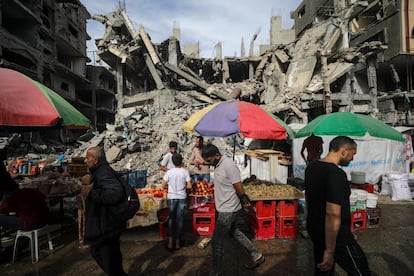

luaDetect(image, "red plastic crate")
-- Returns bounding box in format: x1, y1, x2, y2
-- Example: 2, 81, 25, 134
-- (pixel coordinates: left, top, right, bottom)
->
187, 195, 215, 210
350, 183, 375, 193
275, 216, 297, 238
193, 213, 215, 235
351, 209, 367, 232
366, 207, 381, 228
159, 222, 169, 238
252, 200, 276, 218
248, 216, 276, 240
193, 203, 216, 214
276, 200, 298, 217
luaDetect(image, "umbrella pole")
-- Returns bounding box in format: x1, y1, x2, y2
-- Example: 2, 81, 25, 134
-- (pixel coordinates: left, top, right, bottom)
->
233, 136, 236, 160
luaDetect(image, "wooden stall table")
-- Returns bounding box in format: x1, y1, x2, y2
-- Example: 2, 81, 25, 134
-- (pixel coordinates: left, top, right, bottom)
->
46, 190, 81, 227
126, 188, 167, 229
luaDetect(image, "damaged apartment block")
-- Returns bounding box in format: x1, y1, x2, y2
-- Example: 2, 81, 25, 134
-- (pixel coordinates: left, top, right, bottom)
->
2, 0, 414, 136
0, 0, 116, 134
92, 0, 414, 126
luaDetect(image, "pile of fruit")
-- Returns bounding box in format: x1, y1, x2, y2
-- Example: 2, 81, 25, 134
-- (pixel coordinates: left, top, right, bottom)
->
244, 180, 301, 199
191, 180, 214, 196
136, 188, 167, 198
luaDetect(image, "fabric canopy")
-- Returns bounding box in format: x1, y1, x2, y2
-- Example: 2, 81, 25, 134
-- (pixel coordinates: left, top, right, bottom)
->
295, 112, 405, 142
0, 68, 91, 129
183, 100, 294, 140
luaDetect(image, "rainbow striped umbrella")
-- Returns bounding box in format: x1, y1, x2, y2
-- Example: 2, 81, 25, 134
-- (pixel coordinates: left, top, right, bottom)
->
183, 100, 294, 140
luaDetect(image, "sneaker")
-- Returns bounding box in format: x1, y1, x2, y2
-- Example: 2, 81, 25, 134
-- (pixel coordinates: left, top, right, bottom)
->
245, 254, 265, 270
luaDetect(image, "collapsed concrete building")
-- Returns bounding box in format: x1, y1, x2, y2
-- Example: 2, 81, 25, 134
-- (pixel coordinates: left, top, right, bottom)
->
0, 0, 116, 133
2, 1, 414, 180
91, 0, 414, 127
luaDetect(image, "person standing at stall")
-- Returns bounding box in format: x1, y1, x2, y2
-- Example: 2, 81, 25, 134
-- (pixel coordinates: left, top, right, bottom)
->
159, 141, 178, 172
301, 134, 323, 164
82, 147, 127, 276
162, 153, 192, 250
188, 136, 210, 182
202, 144, 265, 275
305, 136, 371, 275
0, 159, 49, 258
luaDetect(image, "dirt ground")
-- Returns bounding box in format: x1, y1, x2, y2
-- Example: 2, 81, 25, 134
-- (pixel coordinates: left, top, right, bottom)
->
1, 195, 413, 275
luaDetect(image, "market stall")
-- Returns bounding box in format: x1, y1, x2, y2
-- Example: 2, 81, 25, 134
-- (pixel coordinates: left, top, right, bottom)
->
244, 180, 302, 239
126, 188, 167, 228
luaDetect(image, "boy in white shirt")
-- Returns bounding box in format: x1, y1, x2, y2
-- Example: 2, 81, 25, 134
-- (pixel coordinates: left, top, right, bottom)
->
162, 153, 192, 250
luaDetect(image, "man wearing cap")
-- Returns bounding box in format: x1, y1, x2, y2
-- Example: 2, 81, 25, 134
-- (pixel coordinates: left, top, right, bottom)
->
159, 141, 178, 172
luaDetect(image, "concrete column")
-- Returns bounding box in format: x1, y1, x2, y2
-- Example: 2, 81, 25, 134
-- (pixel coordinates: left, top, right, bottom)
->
215, 42, 222, 60
91, 70, 97, 128
366, 56, 378, 110
116, 62, 125, 111
168, 38, 178, 66
321, 55, 332, 113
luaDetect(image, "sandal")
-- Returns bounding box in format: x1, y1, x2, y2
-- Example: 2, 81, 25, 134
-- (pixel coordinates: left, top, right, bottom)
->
245, 254, 265, 270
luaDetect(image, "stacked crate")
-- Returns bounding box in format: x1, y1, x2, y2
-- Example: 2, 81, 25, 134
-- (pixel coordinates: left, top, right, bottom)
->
248, 200, 276, 240
158, 208, 169, 238
366, 207, 381, 228
275, 200, 298, 238
350, 209, 367, 232
193, 201, 215, 236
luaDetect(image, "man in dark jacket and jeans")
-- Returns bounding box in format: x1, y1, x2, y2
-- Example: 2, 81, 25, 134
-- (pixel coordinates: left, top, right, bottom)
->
82, 147, 127, 275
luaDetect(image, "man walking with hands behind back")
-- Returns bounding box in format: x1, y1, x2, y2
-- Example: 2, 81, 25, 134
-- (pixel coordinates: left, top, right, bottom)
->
83, 147, 127, 276
305, 136, 371, 275
202, 144, 264, 275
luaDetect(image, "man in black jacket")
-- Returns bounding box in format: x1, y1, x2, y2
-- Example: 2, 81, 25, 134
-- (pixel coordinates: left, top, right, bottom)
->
82, 147, 127, 275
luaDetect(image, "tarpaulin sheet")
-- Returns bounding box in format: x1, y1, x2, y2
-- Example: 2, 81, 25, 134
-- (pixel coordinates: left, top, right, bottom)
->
293, 135, 406, 184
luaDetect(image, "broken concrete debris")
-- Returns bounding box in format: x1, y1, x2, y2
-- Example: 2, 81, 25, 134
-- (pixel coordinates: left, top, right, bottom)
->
43, 3, 401, 181
92, 5, 409, 127
7, 2, 409, 183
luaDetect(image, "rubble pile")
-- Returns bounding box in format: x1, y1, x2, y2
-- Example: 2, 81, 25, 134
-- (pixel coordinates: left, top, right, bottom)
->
91, 4, 409, 128
69, 102, 239, 183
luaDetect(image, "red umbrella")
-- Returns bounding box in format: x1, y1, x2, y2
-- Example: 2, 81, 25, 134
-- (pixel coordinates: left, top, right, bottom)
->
0, 67, 90, 129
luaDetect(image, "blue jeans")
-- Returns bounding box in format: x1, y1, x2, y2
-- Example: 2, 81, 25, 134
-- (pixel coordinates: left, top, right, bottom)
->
167, 199, 186, 240
194, 173, 210, 182
212, 209, 260, 275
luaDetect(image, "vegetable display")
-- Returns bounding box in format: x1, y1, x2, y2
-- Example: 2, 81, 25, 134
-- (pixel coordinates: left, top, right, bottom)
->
190, 180, 214, 196
244, 180, 301, 200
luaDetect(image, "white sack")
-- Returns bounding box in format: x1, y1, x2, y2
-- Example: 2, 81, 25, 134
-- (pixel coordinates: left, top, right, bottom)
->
380, 174, 392, 196
390, 179, 413, 201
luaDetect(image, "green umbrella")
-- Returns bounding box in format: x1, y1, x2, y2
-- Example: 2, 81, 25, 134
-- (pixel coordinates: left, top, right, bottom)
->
295, 112, 405, 142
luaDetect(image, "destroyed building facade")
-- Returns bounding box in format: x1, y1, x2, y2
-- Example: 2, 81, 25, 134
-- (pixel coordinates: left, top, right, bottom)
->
0, 0, 116, 133
1, 0, 414, 140
90, 1, 414, 127
291, 0, 414, 124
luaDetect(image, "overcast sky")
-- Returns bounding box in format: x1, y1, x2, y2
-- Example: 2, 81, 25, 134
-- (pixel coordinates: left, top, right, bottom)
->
80, 0, 302, 58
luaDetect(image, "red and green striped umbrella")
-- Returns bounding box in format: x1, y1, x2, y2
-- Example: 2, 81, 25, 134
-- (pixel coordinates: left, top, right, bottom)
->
0, 68, 91, 129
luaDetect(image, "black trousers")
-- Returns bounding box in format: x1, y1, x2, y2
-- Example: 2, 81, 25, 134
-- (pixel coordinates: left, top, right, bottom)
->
312, 238, 371, 276
90, 234, 126, 276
